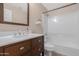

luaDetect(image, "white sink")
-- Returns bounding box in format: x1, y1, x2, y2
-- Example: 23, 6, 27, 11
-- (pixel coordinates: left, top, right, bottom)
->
0, 35, 14, 39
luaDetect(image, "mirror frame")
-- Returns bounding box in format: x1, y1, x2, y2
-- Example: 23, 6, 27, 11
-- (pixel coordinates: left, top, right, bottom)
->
0, 3, 29, 26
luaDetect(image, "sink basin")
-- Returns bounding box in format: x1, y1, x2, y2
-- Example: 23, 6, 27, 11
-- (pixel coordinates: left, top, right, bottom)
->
0, 35, 14, 39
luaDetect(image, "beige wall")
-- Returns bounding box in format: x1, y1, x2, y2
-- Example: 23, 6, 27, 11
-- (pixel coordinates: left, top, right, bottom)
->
0, 3, 46, 33
29, 3, 46, 33
0, 24, 28, 32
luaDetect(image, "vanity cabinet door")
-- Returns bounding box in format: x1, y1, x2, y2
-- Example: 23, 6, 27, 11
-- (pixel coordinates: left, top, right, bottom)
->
32, 36, 44, 56
0, 48, 4, 56
4, 46, 18, 56
17, 40, 32, 56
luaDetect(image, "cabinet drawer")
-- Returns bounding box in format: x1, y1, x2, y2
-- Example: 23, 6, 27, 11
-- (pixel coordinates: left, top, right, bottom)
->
32, 47, 42, 56
4, 40, 32, 56
32, 37, 43, 47
17, 40, 31, 55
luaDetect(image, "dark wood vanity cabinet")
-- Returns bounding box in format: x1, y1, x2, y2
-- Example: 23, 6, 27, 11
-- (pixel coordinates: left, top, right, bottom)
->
0, 36, 44, 56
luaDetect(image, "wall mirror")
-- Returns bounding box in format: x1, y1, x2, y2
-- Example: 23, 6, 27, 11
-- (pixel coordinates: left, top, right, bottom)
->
0, 3, 29, 26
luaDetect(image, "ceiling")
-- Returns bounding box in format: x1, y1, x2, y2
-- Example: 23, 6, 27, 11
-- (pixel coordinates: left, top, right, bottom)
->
42, 3, 71, 11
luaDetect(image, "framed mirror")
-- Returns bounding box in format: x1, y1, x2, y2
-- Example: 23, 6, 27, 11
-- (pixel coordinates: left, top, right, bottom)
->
0, 3, 29, 26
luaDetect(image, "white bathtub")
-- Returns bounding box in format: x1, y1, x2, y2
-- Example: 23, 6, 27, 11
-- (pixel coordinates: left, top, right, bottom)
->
45, 43, 79, 56
45, 34, 79, 56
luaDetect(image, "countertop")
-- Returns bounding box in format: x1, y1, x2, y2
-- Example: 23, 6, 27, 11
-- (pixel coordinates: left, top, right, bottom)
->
0, 34, 43, 47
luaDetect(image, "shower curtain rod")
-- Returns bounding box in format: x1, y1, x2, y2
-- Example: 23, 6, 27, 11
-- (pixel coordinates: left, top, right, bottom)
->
43, 3, 77, 14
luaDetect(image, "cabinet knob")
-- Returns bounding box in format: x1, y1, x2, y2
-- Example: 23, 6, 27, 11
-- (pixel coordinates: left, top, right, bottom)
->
38, 40, 41, 42
38, 48, 41, 51
20, 47, 25, 50
4, 53, 10, 55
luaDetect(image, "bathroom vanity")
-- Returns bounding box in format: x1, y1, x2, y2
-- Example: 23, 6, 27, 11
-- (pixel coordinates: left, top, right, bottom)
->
0, 34, 44, 56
